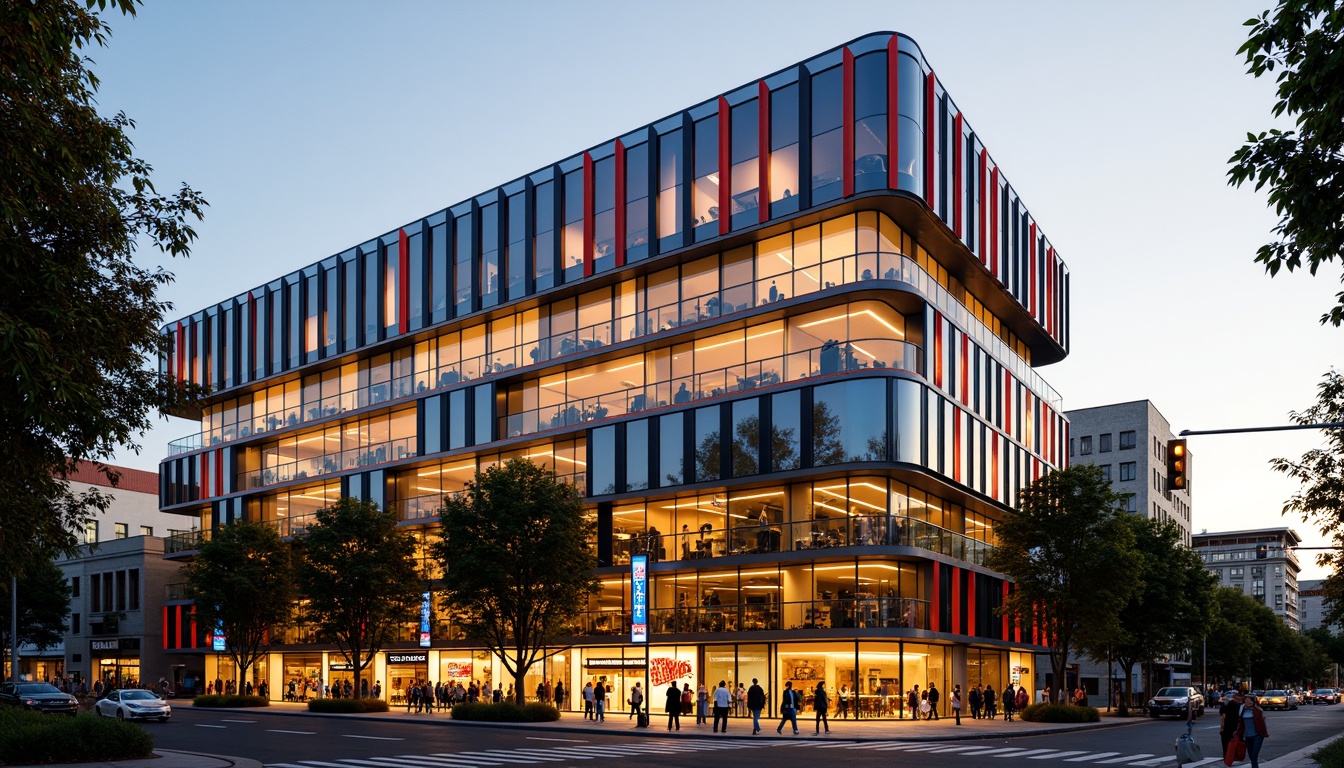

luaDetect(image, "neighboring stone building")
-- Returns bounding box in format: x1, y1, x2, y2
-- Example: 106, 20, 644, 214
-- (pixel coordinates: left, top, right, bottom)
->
1066, 400, 1192, 546
1194, 527, 1302, 631
1299, 578, 1330, 632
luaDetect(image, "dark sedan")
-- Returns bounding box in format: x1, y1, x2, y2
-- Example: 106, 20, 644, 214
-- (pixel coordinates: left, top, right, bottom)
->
1148, 686, 1205, 718
0, 682, 80, 715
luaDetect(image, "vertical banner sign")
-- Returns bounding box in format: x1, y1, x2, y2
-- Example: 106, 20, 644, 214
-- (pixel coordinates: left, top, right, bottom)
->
631, 555, 648, 643
212, 620, 226, 652
419, 592, 432, 648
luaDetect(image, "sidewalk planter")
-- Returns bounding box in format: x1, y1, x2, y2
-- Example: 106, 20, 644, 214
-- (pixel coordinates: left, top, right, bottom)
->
1019, 703, 1100, 723
450, 702, 560, 722
0, 708, 153, 765
308, 699, 390, 713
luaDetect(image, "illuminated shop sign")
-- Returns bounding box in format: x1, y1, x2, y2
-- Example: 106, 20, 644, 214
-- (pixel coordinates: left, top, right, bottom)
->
419, 591, 432, 648
386, 652, 428, 664
631, 554, 647, 643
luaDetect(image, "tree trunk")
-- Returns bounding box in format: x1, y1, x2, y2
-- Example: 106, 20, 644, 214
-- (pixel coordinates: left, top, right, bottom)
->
514, 669, 525, 706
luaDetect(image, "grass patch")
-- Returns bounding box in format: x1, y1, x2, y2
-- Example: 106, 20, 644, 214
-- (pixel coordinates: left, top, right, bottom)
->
0, 708, 153, 764
192, 694, 270, 708
1312, 735, 1344, 767
307, 698, 390, 713
450, 702, 560, 722
1019, 703, 1101, 723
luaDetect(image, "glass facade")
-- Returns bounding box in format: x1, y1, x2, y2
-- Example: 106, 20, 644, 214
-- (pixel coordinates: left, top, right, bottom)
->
161, 32, 1068, 717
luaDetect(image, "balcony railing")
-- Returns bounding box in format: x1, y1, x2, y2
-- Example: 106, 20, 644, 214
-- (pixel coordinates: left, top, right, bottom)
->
613, 517, 994, 568
239, 436, 417, 490
164, 529, 209, 554
501, 337, 921, 439
169, 248, 1060, 455
563, 597, 929, 638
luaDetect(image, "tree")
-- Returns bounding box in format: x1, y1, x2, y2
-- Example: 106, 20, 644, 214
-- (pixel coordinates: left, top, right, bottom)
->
181, 520, 295, 693
0, 560, 73, 672
1227, 0, 1344, 327
1205, 588, 1262, 684
1270, 369, 1344, 626
1080, 517, 1217, 713
434, 458, 598, 706
0, 0, 207, 581
295, 498, 422, 698
985, 464, 1142, 696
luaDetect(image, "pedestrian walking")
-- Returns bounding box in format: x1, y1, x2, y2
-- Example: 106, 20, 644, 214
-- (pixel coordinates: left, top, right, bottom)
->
776, 681, 800, 735
837, 684, 850, 719
1235, 693, 1269, 768
747, 678, 766, 734
1219, 689, 1245, 758
1003, 683, 1015, 721
814, 681, 830, 734
969, 684, 982, 719
682, 683, 694, 715
984, 683, 997, 718
696, 682, 709, 724
907, 684, 920, 721
554, 681, 565, 711
712, 680, 732, 733
630, 682, 644, 720
582, 681, 595, 720
665, 680, 682, 731
594, 680, 607, 722
1014, 685, 1029, 718
951, 684, 962, 725
926, 682, 940, 720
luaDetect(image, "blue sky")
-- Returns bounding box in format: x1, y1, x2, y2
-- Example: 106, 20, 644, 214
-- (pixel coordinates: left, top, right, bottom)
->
95, 0, 1340, 577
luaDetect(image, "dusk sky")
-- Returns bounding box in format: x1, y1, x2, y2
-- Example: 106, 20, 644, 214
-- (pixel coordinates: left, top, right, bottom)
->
94, 1, 1340, 577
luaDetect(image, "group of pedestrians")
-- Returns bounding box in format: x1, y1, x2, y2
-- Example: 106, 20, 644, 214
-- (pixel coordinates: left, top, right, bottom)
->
1218, 687, 1270, 768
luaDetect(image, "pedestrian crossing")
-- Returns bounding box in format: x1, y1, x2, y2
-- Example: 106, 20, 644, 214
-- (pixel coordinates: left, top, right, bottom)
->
264, 738, 772, 768
265, 737, 1217, 768
805, 741, 1219, 765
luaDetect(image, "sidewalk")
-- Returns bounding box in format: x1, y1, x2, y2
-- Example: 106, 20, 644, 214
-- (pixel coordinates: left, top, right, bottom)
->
13, 749, 264, 768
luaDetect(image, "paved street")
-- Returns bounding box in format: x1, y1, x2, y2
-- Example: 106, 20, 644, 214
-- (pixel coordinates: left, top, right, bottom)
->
130, 702, 1342, 768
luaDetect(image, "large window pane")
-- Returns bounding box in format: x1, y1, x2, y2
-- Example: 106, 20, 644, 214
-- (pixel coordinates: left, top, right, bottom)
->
731, 399, 759, 477
771, 390, 801, 471
593, 156, 615, 273
692, 116, 719, 233
894, 379, 923, 464
625, 419, 648, 492
810, 67, 843, 203
657, 129, 684, 240
480, 203, 499, 308
813, 379, 887, 465
591, 425, 616, 495
659, 412, 684, 487
533, 181, 555, 291
770, 84, 800, 213
854, 52, 888, 193
693, 405, 721, 482
625, 142, 650, 259
730, 100, 760, 221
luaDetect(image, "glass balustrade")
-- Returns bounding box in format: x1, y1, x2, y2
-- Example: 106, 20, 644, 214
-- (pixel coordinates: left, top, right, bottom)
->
240, 436, 418, 490
612, 516, 992, 568
561, 597, 929, 638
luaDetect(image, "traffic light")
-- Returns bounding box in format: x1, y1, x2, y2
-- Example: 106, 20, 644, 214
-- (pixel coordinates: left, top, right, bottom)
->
1256, 544, 1268, 559
1166, 438, 1189, 492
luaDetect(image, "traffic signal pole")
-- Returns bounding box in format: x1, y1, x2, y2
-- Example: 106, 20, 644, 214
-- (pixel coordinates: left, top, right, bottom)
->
1178, 422, 1344, 437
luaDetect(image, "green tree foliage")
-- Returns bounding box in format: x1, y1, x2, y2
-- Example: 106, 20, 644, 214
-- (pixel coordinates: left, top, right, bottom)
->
1228, 0, 1344, 326
433, 458, 598, 705
1081, 517, 1217, 713
295, 498, 422, 698
1206, 587, 1261, 683
1271, 369, 1344, 627
182, 521, 296, 691
1205, 586, 1325, 687
986, 464, 1142, 694
0, 559, 73, 659
0, 0, 206, 580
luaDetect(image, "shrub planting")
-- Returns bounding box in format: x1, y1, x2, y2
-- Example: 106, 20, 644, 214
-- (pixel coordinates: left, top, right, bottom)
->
0, 708, 153, 764
450, 701, 560, 722
1019, 703, 1101, 723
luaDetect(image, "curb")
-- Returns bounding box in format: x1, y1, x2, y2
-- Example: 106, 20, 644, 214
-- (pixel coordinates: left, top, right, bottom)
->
155, 749, 267, 768
1263, 732, 1339, 768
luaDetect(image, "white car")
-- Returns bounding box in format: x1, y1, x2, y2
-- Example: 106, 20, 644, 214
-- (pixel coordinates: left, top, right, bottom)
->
95, 689, 172, 721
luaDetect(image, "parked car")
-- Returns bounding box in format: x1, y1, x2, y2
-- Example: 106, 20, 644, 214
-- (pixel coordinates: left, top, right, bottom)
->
1312, 688, 1339, 705
0, 682, 80, 715
1148, 686, 1206, 718
1260, 689, 1298, 711
93, 689, 172, 722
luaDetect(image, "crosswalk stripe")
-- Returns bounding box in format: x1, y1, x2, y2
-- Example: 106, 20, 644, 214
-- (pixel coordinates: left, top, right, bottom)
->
1096, 755, 1154, 764
847, 742, 912, 749
1065, 755, 1121, 762
1032, 751, 1090, 760
873, 744, 931, 751
356, 759, 477, 768
263, 764, 310, 768
414, 757, 504, 767
455, 753, 554, 764
298, 763, 364, 768
507, 750, 592, 761
473, 751, 566, 762
1128, 758, 1176, 766
962, 748, 1031, 756
929, 746, 1001, 753
1000, 750, 1060, 758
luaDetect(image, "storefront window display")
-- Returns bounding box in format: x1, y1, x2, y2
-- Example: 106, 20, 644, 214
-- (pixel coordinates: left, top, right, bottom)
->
282, 653, 321, 701
387, 651, 428, 705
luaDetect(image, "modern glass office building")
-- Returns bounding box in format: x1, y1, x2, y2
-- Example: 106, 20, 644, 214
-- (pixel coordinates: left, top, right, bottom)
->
158, 32, 1070, 717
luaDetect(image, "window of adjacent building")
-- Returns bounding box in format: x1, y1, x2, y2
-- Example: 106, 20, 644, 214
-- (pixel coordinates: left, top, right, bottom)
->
1079, 436, 1092, 455
853, 51, 888, 193
1119, 462, 1136, 481
85, 520, 98, 544
657, 128, 684, 241
1230, 567, 1244, 577
114, 523, 128, 540
625, 142, 650, 261
770, 83, 799, 215
1069, 437, 1075, 457
810, 66, 843, 204
140, 526, 153, 537
128, 569, 139, 611
1099, 465, 1111, 482
114, 570, 127, 611
692, 116, 719, 232
71, 613, 80, 635
533, 181, 555, 291
1119, 430, 1136, 450
1099, 433, 1112, 452
1122, 494, 1136, 513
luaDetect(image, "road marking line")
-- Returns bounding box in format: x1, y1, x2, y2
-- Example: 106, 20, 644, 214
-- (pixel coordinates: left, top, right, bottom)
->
961, 748, 1030, 756
456, 752, 557, 764
846, 742, 911, 749
266, 729, 317, 735
929, 746, 1000, 753
1065, 754, 1121, 762
999, 750, 1059, 758
348, 760, 478, 768
341, 735, 406, 741
401, 758, 485, 767
1032, 751, 1089, 760
220, 718, 257, 722
194, 724, 227, 728
526, 737, 588, 743
264, 764, 311, 768
1096, 756, 1154, 764
477, 751, 567, 762
297, 762, 359, 768
508, 750, 592, 761
1129, 758, 1176, 766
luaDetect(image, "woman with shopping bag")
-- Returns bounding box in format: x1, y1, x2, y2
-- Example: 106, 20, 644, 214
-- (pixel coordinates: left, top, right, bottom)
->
1233, 694, 1268, 768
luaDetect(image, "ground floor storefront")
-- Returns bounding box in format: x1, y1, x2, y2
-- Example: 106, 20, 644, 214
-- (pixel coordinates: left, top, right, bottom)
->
189, 639, 1036, 719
